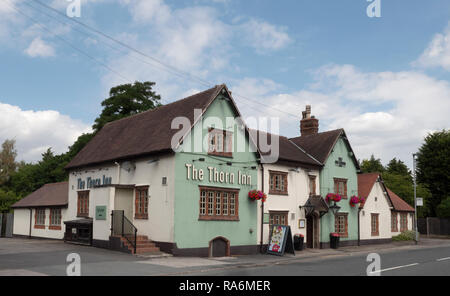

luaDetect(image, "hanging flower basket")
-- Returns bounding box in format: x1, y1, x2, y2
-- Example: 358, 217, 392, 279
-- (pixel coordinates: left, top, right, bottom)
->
326, 193, 342, 203
248, 190, 267, 203
349, 195, 365, 207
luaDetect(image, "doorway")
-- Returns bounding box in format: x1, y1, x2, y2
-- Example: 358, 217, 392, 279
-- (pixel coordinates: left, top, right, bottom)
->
306, 212, 320, 249
114, 189, 134, 220
209, 236, 230, 257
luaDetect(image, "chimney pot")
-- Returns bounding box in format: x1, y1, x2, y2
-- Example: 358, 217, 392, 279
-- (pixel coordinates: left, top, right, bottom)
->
300, 105, 319, 136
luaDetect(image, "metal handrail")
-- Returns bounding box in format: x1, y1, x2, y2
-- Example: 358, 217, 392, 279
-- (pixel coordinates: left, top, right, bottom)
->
111, 210, 138, 254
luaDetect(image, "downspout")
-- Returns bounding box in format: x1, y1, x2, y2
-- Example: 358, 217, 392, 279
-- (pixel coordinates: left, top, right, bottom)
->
29, 208, 32, 238
357, 207, 361, 246
259, 163, 264, 253
114, 162, 121, 184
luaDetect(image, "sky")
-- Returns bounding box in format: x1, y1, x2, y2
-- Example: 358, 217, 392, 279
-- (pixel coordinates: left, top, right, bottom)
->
0, 0, 449, 169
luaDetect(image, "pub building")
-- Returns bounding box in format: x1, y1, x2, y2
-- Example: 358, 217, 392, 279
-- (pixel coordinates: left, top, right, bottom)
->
11, 85, 416, 256
60, 84, 259, 256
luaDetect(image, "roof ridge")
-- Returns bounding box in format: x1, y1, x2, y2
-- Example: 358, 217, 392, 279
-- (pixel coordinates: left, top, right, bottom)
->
43, 181, 68, 186
103, 84, 222, 128
249, 128, 323, 166
289, 128, 344, 140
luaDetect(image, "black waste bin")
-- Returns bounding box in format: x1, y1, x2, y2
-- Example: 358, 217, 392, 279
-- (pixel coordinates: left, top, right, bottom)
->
294, 235, 304, 251
330, 233, 340, 249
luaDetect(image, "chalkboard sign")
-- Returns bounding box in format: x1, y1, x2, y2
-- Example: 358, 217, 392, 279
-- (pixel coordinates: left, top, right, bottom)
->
267, 225, 295, 256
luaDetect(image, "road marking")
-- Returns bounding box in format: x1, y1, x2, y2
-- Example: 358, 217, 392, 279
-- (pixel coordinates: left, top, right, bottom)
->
369, 263, 419, 274
436, 257, 450, 262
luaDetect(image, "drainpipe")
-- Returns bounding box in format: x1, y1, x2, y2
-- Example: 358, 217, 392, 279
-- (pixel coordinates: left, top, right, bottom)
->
259, 163, 264, 254
357, 208, 361, 246
29, 208, 32, 238
114, 162, 121, 184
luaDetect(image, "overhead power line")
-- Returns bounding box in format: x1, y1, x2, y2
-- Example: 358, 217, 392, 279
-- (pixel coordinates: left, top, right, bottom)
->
30, 0, 302, 120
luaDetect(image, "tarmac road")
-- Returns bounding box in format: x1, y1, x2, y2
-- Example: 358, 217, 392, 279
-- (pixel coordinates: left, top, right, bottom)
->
0, 237, 449, 276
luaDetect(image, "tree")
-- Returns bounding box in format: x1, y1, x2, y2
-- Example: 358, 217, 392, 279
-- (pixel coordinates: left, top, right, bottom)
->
436, 198, 450, 218
9, 148, 69, 198
386, 158, 410, 177
416, 130, 450, 217
67, 133, 95, 159
0, 189, 19, 212
0, 139, 18, 185
92, 81, 162, 133
360, 154, 385, 173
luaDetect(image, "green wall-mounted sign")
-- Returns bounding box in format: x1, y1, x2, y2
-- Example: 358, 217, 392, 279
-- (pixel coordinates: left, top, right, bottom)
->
96, 206, 107, 220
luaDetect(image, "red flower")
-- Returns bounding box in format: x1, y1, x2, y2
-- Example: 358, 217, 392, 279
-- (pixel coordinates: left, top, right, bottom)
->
248, 190, 267, 203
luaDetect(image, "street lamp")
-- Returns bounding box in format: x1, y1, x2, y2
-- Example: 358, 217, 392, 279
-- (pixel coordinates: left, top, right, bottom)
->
413, 153, 419, 245
300, 203, 315, 217
329, 202, 341, 215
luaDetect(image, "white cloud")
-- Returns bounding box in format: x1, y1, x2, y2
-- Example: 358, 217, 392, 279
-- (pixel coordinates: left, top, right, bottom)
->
415, 22, 450, 71
230, 65, 450, 168
24, 37, 55, 57
239, 19, 291, 53
0, 102, 91, 162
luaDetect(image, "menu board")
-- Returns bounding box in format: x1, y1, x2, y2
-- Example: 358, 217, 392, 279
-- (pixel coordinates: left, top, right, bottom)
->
267, 225, 295, 256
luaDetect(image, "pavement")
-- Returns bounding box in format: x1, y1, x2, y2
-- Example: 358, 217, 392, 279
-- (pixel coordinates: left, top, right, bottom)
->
0, 237, 449, 276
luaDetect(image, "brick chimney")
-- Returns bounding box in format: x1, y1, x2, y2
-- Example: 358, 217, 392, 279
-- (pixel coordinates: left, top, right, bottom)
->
300, 105, 319, 136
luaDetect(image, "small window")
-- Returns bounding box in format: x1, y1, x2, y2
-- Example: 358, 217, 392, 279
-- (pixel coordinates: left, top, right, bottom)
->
391, 212, 398, 232
77, 191, 89, 217
135, 186, 149, 219
208, 128, 233, 157
49, 208, 62, 230
335, 213, 348, 237
35, 209, 46, 229
269, 211, 288, 226
269, 171, 288, 195
334, 178, 348, 198
371, 214, 379, 236
400, 213, 408, 232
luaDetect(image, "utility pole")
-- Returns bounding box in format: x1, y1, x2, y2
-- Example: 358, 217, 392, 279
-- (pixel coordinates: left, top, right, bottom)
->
413, 153, 418, 245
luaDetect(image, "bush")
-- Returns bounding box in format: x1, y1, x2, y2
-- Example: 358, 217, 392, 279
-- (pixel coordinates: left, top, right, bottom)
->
437, 197, 450, 218
392, 230, 418, 241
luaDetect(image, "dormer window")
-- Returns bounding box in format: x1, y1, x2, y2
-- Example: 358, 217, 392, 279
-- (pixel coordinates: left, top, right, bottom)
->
208, 128, 232, 157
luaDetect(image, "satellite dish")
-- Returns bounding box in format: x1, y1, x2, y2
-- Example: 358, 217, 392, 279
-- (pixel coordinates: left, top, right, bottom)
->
122, 161, 136, 172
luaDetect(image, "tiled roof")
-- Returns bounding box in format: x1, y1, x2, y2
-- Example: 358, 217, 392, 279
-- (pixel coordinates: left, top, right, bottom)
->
66, 85, 225, 170
387, 188, 415, 212
358, 173, 380, 199
11, 182, 68, 208
289, 129, 344, 164
249, 129, 322, 168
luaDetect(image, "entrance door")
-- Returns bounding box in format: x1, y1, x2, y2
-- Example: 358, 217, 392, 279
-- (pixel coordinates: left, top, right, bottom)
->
114, 189, 134, 220
209, 237, 230, 257
306, 216, 314, 248
306, 213, 320, 249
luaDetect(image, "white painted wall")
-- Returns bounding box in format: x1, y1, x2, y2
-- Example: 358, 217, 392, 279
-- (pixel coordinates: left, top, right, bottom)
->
359, 181, 392, 240
12, 208, 31, 236
256, 163, 320, 245
91, 187, 114, 241
13, 207, 67, 239
67, 154, 176, 244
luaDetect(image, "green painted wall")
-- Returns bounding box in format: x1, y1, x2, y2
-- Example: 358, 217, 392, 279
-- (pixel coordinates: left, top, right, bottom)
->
319, 137, 359, 243
173, 94, 258, 249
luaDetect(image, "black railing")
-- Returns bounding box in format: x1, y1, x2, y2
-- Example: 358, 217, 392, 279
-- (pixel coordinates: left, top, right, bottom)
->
111, 210, 137, 254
